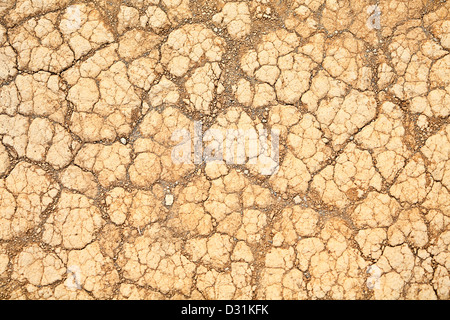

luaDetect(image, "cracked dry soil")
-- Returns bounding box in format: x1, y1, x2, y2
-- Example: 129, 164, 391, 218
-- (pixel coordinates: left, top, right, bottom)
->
0, 0, 449, 300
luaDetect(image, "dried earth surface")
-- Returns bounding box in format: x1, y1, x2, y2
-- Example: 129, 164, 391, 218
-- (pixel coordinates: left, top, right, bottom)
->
0, 0, 449, 300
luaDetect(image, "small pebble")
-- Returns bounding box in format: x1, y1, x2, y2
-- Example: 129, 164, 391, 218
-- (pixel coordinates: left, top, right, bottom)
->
165, 194, 174, 206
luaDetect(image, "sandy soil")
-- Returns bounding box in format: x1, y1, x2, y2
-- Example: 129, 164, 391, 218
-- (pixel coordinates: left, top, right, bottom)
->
0, 0, 449, 300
